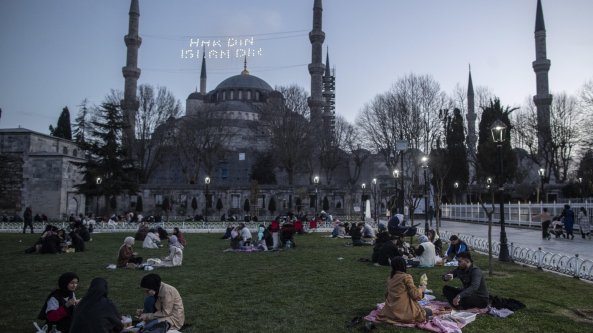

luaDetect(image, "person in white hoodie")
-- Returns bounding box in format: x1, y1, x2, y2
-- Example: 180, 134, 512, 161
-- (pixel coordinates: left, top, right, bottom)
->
143, 229, 161, 249
410, 235, 436, 268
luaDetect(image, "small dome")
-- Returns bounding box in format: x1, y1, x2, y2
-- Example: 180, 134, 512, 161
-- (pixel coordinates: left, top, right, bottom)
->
187, 92, 204, 100
216, 73, 273, 92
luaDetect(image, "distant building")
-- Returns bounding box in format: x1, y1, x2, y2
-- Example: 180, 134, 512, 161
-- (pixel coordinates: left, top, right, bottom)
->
0, 128, 86, 219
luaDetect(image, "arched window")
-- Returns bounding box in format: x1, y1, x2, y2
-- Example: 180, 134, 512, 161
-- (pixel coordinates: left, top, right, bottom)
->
238, 90, 243, 100
247, 90, 252, 100
229, 90, 234, 100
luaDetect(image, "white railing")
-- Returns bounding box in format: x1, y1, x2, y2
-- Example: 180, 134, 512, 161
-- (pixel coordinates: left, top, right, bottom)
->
441, 201, 592, 228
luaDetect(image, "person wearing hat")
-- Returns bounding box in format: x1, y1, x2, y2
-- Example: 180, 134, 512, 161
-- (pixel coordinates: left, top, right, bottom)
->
444, 235, 468, 262
137, 273, 185, 331
411, 235, 436, 268
442, 252, 489, 309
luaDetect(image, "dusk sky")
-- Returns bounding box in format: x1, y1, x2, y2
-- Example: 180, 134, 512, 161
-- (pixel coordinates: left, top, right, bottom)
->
1, 0, 592, 134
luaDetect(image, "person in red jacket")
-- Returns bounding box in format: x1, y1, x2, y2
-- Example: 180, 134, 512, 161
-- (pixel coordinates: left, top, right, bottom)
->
38, 272, 80, 333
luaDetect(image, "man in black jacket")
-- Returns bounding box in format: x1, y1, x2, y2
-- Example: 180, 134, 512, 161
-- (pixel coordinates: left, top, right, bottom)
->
442, 252, 489, 309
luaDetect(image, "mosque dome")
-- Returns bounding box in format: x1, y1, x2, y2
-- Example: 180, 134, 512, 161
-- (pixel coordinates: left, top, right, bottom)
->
216, 72, 273, 92
187, 91, 204, 100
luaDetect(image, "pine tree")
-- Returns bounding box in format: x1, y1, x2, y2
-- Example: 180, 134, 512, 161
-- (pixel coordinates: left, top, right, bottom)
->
445, 108, 469, 199
73, 99, 90, 150
49, 107, 72, 140
476, 99, 518, 184
74, 103, 139, 201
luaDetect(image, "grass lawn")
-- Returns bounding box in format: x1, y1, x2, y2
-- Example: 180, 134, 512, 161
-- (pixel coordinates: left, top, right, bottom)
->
2, 231, 593, 332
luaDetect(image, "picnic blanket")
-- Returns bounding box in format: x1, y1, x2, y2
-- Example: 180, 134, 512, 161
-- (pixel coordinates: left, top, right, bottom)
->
364, 300, 490, 333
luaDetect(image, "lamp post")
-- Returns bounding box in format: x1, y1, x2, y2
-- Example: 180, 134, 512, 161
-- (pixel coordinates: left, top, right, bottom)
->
454, 182, 459, 204
578, 177, 583, 202
204, 176, 211, 222
361, 183, 366, 221
393, 169, 400, 215
491, 119, 511, 262
95, 177, 102, 218
313, 176, 320, 217
372, 178, 378, 224
421, 156, 429, 235
538, 168, 545, 203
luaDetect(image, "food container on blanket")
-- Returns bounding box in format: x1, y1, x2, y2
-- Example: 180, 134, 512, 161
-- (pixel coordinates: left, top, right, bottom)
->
450, 310, 476, 324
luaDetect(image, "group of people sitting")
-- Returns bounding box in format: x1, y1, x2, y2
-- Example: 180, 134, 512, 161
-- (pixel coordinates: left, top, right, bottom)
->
223, 218, 299, 251
24, 222, 91, 254
117, 226, 187, 269
38, 272, 184, 333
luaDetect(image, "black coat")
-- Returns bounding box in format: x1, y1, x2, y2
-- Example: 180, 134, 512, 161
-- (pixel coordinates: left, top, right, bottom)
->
70, 278, 123, 333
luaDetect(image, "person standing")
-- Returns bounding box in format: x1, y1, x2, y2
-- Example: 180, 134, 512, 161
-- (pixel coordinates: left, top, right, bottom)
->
442, 252, 489, 309
577, 207, 590, 240
560, 204, 575, 240
23, 206, 34, 234
533, 208, 552, 240
69, 277, 124, 333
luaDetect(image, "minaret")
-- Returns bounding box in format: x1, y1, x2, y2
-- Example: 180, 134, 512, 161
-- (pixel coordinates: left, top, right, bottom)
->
466, 66, 477, 166
532, 0, 552, 158
308, 0, 325, 124
322, 49, 336, 138
199, 46, 207, 95
122, 0, 142, 158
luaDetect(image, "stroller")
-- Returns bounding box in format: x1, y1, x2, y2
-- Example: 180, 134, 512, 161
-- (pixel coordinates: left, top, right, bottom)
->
548, 216, 566, 239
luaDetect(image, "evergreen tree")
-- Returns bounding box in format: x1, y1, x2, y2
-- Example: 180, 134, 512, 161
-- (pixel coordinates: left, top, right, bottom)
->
476, 98, 518, 184
243, 199, 251, 213
135, 196, 143, 213
445, 108, 469, 198
216, 198, 224, 214
250, 152, 277, 184
268, 197, 276, 215
49, 107, 72, 140
73, 99, 91, 150
323, 196, 330, 211
74, 103, 139, 201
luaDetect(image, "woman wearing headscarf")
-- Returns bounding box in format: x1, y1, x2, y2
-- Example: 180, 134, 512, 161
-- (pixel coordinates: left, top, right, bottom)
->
376, 257, 431, 324
117, 236, 143, 268
173, 227, 187, 247
70, 278, 123, 333
146, 235, 183, 268
137, 273, 185, 331
38, 272, 80, 333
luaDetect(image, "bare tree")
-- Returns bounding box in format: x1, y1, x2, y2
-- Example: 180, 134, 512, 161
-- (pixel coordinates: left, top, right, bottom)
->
258, 85, 314, 185
319, 115, 350, 185
514, 92, 584, 183
579, 79, 593, 146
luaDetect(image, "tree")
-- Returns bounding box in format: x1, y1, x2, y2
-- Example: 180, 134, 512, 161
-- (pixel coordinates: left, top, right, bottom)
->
257, 85, 314, 185
322, 196, 330, 211
319, 115, 350, 185
429, 146, 451, 231
135, 195, 143, 213
476, 98, 517, 185
268, 196, 277, 215
250, 152, 277, 184
514, 93, 584, 183
216, 198, 224, 214
243, 199, 251, 213
73, 99, 91, 151
49, 107, 73, 140
74, 103, 139, 205
445, 108, 469, 200
577, 149, 593, 197
191, 197, 198, 215
162, 197, 171, 222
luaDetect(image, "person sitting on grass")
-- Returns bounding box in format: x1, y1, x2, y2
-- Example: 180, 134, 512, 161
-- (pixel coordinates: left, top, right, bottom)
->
137, 273, 185, 331
442, 251, 489, 309
372, 232, 402, 266
173, 227, 187, 247
363, 222, 376, 239
143, 228, 162, 249
239, 223, 252, 247
351, 222, 373, 246
38, 272, 80, 333
117, 236, 143, 269
409, 235, 436, 268
69, 277, 124, 333
280, 221, 297, 248
375, 257, 431, 325
444, 235, 468, 262
427, 229, 443, 257
153, 235, 184, 267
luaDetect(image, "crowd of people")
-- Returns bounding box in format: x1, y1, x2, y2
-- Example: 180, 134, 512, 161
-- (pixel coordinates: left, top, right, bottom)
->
533, 204, 591, 240
39, 272, 184, 333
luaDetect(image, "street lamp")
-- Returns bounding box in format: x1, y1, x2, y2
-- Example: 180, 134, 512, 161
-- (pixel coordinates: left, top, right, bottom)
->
372, 178, 378, 224
393, 169, 400, 215
313, 176, 320, 216
204, 176, 211, 222
491, 119, 511, 262
538, 168, 545, 203
95, 177, 102, 218
361, 183, 366, 221
421, 156, 429, 235
578, 177, 583, 202
454, 182, 459, 204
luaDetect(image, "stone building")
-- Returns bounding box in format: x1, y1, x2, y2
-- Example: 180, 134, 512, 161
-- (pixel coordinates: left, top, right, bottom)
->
0, 128, 86, 219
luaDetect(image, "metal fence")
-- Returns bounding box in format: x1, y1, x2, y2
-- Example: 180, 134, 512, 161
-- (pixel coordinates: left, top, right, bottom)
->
417, 226, 593, 282
441, 201, 593, 228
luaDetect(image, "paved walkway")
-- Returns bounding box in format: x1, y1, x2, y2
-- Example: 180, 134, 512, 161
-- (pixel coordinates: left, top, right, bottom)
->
438, 220, 593, 262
